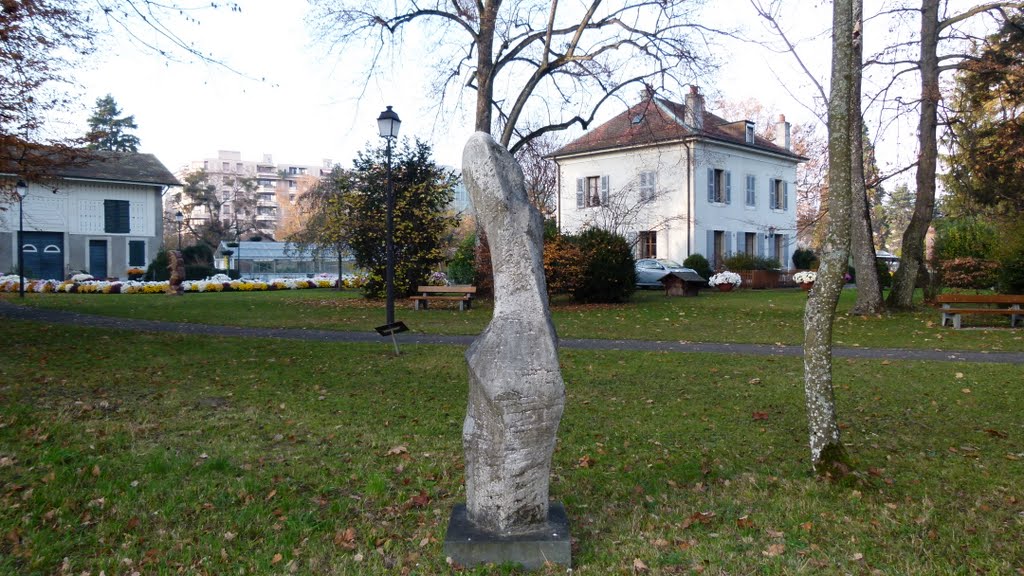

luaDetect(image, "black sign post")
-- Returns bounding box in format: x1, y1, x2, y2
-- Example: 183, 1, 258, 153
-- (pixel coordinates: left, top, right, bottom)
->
375, 321, 409, 355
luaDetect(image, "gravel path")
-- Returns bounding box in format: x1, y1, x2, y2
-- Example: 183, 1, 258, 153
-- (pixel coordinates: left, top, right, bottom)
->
3, 301, 1023, 364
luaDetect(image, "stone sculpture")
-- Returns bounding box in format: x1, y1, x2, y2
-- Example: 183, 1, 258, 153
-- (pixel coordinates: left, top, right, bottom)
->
167, 250, 185, 296
444, 132, 568, 569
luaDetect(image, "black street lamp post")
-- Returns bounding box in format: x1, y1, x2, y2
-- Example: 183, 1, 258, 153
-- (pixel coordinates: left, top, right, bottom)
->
15, 179, 27, 298
377, 105, 401, 325
175, 210, 184, 250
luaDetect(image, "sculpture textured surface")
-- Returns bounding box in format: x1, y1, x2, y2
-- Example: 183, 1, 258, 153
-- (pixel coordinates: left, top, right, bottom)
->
167, 250, 185, 296
461, 132, 565, 534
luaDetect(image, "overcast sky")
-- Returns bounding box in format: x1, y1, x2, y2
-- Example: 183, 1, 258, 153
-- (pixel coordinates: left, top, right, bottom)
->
53, 1, 932, 178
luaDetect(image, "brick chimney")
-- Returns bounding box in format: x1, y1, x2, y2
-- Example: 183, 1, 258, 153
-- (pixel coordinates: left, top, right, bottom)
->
774, 114, 791, 151
684, 85, 704, 130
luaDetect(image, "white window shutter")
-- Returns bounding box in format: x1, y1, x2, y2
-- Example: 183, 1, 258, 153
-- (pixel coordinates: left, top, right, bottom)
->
601, 175, 610, 205
725, 171, 732, 204
769, 180, 776, 210
707, 168, 715, 202
576, 178, 584, 209
783, 181, 789, 211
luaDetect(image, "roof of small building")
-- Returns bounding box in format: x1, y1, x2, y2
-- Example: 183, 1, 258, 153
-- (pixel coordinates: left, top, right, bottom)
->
216, 241, 339, 260
550, 95, 805, 162
1, 146, 180, 187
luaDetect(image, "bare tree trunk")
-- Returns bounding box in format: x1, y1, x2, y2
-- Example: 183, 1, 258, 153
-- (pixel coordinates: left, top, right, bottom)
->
849, 0, 883, 315
887, 0, 940, 310
803, 0, 856, 477
474, 1, 499, 134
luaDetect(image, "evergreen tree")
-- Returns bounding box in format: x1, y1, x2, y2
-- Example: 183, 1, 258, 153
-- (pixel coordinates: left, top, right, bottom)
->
347, 138, 459, 298
84, 94, 141, 152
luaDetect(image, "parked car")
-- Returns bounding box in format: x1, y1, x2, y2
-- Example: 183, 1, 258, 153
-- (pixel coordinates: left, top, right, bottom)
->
635, 259, 699, 288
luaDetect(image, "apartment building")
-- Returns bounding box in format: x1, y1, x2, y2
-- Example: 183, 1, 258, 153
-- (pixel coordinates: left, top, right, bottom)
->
169, 150, 331, 240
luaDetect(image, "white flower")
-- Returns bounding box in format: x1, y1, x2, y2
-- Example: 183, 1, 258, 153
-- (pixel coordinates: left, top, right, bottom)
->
793, 271, 817, 284
708, 271, 742, 287
71, 273, 93, 282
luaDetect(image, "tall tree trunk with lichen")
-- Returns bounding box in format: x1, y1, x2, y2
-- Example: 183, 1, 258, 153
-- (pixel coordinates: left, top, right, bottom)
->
887, 0, 940, 310
848, 0, 884, 316
803, 0, 857, 477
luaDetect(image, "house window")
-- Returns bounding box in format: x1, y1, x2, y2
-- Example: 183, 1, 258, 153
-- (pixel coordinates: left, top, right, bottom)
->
639, 171, 656, 201
576, 175, 609, 208
222, 162, 230, 172
745, 122, 755, 144
103, 200, 130, 233
745, 175, 756, 206
769, 179, 789, 210
236, 162, 244, 173
128, 240, 146, 267
707, 168, 731, 204
713, 230, 725, 269
639, 231, 657, 259
745, 232, 756, 255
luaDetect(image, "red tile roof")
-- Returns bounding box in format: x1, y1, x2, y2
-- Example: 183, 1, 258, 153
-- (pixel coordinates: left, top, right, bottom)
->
551, 96, 803, 161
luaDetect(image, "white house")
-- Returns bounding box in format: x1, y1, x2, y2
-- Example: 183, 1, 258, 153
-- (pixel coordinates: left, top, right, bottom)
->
551, 87, 805, 270
2, 150, 179, 280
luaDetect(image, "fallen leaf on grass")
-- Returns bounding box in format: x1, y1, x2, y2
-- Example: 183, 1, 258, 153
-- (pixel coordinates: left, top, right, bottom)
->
387, 445, 408, 456
762, 543, 785, 557
577, 454, 594, 468
633, 558, 649, 572
752, 411, 769, 421
736, 515, 754, 529
681, 511, 715, 529
271, 553, 283, 565
984, 428, 1008, 439
334, 528, 356, 549
652, 538, 670, 549
410, 490, 431, 507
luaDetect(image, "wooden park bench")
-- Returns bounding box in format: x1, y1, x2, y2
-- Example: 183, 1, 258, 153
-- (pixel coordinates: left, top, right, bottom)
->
935, 294, 1024, 329
410, 285, 477, 311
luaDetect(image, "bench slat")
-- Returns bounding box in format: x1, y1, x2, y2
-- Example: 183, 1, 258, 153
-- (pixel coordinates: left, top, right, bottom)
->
416, 285, 476, 294
936, 294, 1024, 304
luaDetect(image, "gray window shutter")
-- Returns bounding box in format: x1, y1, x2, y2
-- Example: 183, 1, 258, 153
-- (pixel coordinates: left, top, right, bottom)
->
725, 171, 732, 204
707, 168, 715, 202
784, 235, 792, 268
736, 231, 745, 254
706, 230, 715, 269
601, 175, 610, 205
783, 181, 789, 211
576, 178, 584, 208
768, 180, 776, 210
757, 232, 765, 257
724, 230, 732, 256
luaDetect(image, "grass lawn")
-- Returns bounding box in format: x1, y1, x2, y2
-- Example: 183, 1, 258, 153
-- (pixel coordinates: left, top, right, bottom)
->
4, 287, 1024, 352
1, 320, 1022, 574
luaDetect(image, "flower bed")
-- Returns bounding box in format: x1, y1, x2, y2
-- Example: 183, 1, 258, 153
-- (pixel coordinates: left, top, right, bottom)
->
0, 273, 365, 294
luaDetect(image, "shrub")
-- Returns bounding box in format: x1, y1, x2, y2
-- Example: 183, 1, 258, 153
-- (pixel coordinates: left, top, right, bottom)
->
934, 219, 998, 261
683, 253, 713, 281
939, 257, 1000, 290
997, 249, 1024, 294
792, 247, 817, 269
185, 264, 216, 281
876, 259, 892, 289
723, 252, 757, 271
572, 228, 635, 303
447, 234, 476, 285
145, 251, 170, 281
182, 244, 213, 266
723, 253, 781, 270
474, 232, 493, 298
543, 234, 585, 296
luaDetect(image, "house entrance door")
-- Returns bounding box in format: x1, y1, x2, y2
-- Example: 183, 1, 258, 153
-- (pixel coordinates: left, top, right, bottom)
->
89, 239, 108, 279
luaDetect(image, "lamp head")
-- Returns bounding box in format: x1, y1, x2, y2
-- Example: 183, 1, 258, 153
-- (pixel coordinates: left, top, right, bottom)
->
15, 179, 27, 199
175, 210, 184, 224
377, 106, 401, 139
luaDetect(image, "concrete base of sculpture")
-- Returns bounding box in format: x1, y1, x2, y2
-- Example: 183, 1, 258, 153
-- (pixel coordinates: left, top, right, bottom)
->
443, 503, 571, 570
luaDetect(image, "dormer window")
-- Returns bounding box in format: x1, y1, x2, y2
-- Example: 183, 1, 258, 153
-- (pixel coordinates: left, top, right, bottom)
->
745, 121, 755, 144
631, 113, 645, 125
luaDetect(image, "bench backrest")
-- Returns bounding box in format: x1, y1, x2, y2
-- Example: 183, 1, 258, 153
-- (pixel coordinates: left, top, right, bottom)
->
417, 285, 477, 294
936, 294, 1024, 304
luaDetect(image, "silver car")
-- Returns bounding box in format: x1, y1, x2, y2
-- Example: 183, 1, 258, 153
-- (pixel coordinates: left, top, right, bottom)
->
635, 258, 699, 288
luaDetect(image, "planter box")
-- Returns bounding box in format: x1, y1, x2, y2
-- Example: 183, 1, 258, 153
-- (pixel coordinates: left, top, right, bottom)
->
738, 269, 781, 290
